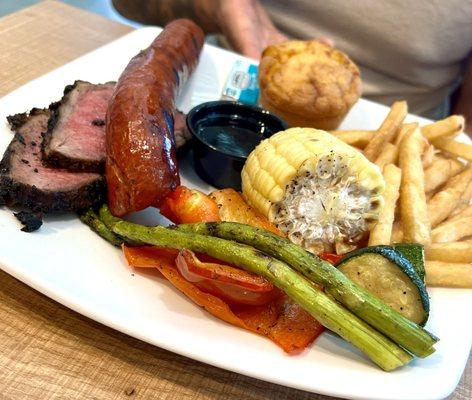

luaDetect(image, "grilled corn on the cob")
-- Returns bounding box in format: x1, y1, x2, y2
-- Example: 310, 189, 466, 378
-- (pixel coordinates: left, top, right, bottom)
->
242, 128, 385, 253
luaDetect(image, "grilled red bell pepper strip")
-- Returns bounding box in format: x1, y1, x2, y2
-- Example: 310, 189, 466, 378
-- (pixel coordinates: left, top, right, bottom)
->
158, 186, 221, 224
123, 245, 324, 353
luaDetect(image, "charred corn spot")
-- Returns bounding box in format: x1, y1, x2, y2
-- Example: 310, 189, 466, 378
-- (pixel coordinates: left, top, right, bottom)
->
241, 128, 385, 252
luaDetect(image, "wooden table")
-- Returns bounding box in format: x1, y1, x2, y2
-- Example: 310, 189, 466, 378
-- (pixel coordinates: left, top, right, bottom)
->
0, 1, 470, 399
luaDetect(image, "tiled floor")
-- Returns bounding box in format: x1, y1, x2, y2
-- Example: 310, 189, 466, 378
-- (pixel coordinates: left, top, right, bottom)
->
0, 0, 141, 26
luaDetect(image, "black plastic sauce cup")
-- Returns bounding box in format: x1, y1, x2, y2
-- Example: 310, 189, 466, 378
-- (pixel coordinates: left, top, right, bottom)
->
186, 101, 288, 190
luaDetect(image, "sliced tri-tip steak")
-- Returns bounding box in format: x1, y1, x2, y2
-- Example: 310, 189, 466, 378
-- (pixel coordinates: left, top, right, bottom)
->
42, 81, 190, 173
42, 81, 116, 172
0, 108, 105, 213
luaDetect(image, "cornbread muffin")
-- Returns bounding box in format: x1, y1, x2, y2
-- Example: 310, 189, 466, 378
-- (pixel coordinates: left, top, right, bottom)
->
259, 40, 362, 130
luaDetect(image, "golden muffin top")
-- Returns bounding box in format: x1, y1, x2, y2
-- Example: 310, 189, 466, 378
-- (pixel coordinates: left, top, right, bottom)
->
259, 40, 362, 119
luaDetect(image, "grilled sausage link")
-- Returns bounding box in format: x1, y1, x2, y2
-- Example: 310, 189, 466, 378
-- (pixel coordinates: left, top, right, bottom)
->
106, 19, 204, 216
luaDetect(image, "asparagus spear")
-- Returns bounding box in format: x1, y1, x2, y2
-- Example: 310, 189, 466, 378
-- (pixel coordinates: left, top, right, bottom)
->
100, 205, 411, 371
78, 208, 123, 247
175, 222, 437, 357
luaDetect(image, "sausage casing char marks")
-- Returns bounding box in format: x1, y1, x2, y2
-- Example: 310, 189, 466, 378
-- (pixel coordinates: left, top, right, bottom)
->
106, 19, 204, 216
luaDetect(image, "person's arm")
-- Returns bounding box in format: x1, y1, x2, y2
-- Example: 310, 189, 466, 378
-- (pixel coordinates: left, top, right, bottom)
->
453, 53, 472, 134
112, 0, 218, 32
112, 0, 287, 59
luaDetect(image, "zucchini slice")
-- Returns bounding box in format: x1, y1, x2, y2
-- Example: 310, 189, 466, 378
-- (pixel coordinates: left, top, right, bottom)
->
336, 246, 429, 326
394, 243, 425, 282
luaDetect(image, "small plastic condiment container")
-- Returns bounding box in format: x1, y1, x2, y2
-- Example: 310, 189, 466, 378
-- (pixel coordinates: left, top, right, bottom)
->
186, 101, 287, 189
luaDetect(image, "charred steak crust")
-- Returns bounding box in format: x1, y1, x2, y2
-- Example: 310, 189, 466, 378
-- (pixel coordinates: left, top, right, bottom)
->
6, 108, 44, 130
1, 169, 105, 213
42, 80, 115, 172
0, 109, 105, 213
14, 210, 43, 232
0, 186, 6, 206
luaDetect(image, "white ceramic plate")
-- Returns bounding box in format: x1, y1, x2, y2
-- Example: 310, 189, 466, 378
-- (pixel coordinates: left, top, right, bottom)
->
0, 27, 470, 400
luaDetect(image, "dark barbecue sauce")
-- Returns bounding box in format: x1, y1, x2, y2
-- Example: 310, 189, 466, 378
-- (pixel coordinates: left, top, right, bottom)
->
196, 116, 268, 158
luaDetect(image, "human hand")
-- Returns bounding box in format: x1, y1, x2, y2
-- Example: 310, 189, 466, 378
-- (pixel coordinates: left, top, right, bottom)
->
215, 0, 287, 59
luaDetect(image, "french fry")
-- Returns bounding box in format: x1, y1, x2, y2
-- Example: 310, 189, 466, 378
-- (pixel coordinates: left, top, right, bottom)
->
448, 182, 472, 218
374, 143, 397, 171
399, 126, 431, 245
421, 115, 464, 142
426, 241, 472, 263
431, 216, 472, 243
448, 204, 472, 222
369, 164, 401, 245
425, 261, 472, 288
364, 101, 408, 161
421, 144, 435, 169
391, 221, 404, 243
427, 166, 472, 227
395, 123, 417, 146
434, 138, 472, 162
374, 123, 417, 170
424, 156, 465, 193
329, 130, 374, 148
